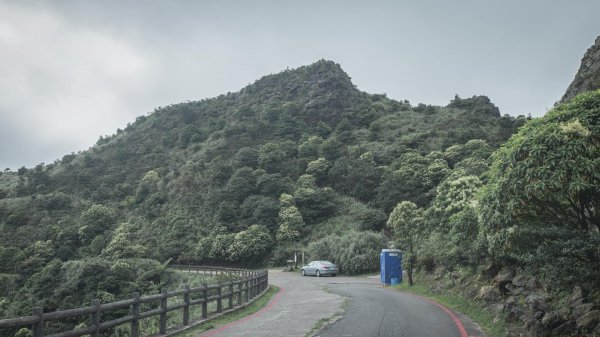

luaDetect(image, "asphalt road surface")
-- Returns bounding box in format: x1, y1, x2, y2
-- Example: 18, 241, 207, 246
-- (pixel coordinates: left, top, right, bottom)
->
317, 282, 481, 337
201, 270, 486, 337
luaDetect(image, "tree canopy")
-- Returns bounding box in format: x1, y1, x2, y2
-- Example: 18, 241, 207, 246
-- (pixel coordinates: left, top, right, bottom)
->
480, 89, 600, 289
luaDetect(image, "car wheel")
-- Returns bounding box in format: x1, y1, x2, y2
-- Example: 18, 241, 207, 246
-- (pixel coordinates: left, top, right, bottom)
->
316, 270, 321, 277
332, 274, 336, 277
301, 269, 305, 276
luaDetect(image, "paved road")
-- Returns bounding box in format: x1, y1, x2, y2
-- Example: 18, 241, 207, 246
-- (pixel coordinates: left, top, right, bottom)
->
317, 282, 482, 337
201, 269, 345, 337
201, 270, 486, 337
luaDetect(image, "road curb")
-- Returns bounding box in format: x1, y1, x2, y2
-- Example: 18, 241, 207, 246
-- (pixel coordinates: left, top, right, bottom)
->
201, 286, 285, 337
391, 288, 485, 337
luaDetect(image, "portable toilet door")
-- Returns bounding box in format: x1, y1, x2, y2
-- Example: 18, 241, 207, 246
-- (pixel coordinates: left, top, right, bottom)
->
380, 249, 402, 285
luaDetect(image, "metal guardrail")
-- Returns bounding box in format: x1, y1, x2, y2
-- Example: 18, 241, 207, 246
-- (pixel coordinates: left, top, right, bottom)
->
0, 266, 269, 337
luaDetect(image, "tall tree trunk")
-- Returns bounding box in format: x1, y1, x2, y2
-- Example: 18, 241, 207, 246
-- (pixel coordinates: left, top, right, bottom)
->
407, 255, 416, 286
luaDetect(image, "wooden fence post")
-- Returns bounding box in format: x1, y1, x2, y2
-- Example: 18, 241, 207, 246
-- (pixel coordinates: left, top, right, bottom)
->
228, 282, 233, 310
130, 293, 140, 337
255, 275, 260, 295
202, 283, 208, 319
90, 299, 100, 337
217, 286, 222, 313
265, 271, 269, 291
259, 273, 263, 292
244, 278, 249, 302
32, 307, 43, 337
248, 277, 253, 299
159, 288, 167, 334
183, 285, 190, 326
237, 281, 243, 306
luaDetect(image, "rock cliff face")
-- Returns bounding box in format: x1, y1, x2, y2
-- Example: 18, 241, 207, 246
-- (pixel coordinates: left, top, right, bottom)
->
561, 36, 600, 103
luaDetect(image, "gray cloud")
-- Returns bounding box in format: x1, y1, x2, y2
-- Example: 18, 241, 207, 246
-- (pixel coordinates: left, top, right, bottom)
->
1, 0, 599, 169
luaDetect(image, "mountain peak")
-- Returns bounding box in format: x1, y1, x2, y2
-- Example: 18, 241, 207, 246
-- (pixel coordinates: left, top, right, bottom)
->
244, 59, 355, 94
561, 36, 600, 103
236, 60, 361, 126
301, 59, 351, 77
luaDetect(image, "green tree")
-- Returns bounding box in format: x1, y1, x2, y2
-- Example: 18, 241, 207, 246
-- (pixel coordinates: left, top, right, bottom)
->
209, 234, 235, 261
387, 201, 425, 286
135, 170, 160, 203
293, 186, 336, 224
235, 147, 259, 168
256, 173, 293, 197
447, 206, 480, 265
275, 223, 300, 245
78, 205, 116, 244
376, 165, 430, 212
443, 139, 493, 168
426, 175, 482, 233
194, 236, 213, 263
102, 222, 147, 259
240, 196, 279, 231
424, 159, 451, 186
329, 157, 381, 203
140, 258, 174, 288
296, 174, 317, 189
258, 143, 287, 173
320, 137, 345, 160
216, 200, 239, 227
225, 167, 256, 201
453, 157, 490, 177
228, 225, 273, 263
0, 246, 23, 273
356, 208, 388, 232
306, 158, 330, 183
276, 193, 304, 244
298, 136, 323, 160
480, 90, 600, 289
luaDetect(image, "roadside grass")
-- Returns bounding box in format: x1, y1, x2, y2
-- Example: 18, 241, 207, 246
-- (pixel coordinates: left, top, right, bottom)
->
172, 285, 279, 337
393, 276, 507, 337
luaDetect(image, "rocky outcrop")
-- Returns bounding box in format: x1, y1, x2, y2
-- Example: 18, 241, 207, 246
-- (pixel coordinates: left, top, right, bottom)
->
576, 310, 600, 329
573, 304, 596, 320
561, 36, 600, 103
523, 318, 545, 337
425, 268, 600, 336
476, 285, 498, 302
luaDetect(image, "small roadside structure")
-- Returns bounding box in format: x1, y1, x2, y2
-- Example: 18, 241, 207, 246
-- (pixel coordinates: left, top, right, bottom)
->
380, 249, 402, 285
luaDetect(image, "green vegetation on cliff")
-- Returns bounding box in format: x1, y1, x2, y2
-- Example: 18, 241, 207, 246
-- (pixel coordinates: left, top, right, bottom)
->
0, 60, 527, 318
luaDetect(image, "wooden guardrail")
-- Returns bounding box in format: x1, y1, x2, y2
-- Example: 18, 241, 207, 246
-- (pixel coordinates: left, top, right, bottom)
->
0, 266, 268, 337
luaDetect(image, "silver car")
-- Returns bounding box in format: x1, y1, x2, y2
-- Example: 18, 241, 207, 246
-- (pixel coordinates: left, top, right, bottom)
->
301, 261, 338, 277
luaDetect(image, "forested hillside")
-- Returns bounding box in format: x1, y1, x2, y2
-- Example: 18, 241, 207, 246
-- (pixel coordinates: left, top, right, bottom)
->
0, 60, 528, 318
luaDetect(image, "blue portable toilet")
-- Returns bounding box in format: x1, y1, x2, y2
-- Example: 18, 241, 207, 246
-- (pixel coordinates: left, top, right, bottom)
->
380, 249, 402, 285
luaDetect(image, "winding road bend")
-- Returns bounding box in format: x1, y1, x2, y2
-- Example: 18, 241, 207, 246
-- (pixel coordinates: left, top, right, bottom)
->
201, 270, 487, 337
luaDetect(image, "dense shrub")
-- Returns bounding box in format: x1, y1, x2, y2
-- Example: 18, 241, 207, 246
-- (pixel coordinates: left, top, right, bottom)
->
306, 230, 386, 275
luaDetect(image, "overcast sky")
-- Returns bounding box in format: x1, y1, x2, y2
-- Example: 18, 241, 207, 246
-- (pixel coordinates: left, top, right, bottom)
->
1, 0, 599, 170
